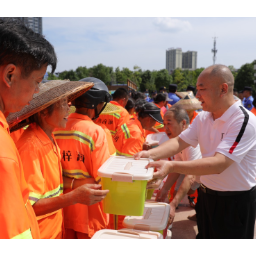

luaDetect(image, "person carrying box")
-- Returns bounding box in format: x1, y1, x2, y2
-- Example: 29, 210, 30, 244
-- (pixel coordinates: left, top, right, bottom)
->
54, 77, 111, 238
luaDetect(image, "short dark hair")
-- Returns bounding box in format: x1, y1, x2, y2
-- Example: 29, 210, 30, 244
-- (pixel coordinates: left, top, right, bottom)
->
131, 91, 145, 101
167, 105, 190, 125
154, 93, 166, 104
113, 88, 129, 101
0, 18, 57, 78
125, 98, 135, 112
135, 99, 159, 119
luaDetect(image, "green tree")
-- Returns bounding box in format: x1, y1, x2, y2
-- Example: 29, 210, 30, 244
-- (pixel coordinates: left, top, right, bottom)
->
75, 66, 89, 80
154, 69, 172, 90
47, 73, 58, 80
234, 62, 255, 92
140, 70, 156, 92
59, 70, 79, 81
172, 68, 185, 91
89, 64, 114, 84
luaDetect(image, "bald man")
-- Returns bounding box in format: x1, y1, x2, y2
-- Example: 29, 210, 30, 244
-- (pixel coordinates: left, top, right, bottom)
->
135, 64, 256, 239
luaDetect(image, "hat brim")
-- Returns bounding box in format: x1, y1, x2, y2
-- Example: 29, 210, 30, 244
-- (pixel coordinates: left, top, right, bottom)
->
8, 80, 94, 132
149, 112, 163, 124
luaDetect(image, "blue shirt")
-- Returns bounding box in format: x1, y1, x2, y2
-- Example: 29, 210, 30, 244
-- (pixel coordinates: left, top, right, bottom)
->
243, 96, 254, 111
168, 92, 180, 105
145, 96, 151, 102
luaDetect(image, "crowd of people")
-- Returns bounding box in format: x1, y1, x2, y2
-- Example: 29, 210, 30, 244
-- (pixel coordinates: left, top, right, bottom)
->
0, 18, 256, 240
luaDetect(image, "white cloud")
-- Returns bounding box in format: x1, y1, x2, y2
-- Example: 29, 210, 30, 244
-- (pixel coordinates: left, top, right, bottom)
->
153, 17, 192, 33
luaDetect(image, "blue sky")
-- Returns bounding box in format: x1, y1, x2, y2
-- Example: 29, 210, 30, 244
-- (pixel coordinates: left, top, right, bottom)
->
42, 17, 256, 73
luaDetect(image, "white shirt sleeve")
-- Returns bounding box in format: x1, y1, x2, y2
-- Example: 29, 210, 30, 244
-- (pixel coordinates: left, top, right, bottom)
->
179, 117, 199, 148
216, 120, 256, 164
183, 144, 202, 161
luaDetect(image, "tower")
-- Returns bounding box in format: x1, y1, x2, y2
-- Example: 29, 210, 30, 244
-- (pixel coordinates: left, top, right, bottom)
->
212, 37, 217, 65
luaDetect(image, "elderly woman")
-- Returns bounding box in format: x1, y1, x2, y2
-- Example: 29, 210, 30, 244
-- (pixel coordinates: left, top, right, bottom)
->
11, 81, 109, 239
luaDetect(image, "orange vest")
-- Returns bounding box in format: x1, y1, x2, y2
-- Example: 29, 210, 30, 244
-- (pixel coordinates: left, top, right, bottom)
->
145, 103, 165, 136
113, 116, 145, 157
251, 107, 256, 116
0, 111, 40, 239
17, 123, 63, 239
96, 101, 130, 137
95, 122, 116, 156
54, 113, 110, 237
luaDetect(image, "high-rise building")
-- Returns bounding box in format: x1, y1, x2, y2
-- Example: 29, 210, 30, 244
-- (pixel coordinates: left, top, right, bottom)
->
0, 17, 43, 35
166, 48, 183, 72
182, 51, 197, 70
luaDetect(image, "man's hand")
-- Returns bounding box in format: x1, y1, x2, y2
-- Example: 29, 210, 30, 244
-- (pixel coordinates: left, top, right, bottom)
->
134, 150, 150, 160
147, 178, 162, 189
73, 184, 109, 206
168, 202, 176, 226
146, 160, 173, 180
142, 142, 152, 151
155, 187, 169, 203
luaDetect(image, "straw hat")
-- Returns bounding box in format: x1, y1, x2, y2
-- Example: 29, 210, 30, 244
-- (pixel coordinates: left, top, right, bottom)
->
173, 91, 202, 110
7, 80, 94, 132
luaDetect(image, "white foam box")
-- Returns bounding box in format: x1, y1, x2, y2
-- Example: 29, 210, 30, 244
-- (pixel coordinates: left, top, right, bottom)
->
91, 229, 163, 239
123, 202, 170, 239
146, 132, 168, 148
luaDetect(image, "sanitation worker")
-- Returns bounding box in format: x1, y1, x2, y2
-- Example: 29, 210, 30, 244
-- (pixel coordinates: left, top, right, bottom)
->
135, 64, 256, 239
0, 18, 57, 239
54, 77, 111, 239
96, 87, 130, 138
13, 80, 109, 239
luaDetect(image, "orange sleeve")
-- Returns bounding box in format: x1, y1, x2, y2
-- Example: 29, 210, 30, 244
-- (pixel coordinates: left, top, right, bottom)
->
18, 142, 45, 206
91, 128, 110, 180
0, 158, 32, 239
121, 135, 143, 157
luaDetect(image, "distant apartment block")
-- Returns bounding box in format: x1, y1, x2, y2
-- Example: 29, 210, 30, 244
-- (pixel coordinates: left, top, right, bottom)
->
166, 48, 197, 72
182, 51, 197, 70
0, 17, 42, 35
166, 48, 183, 72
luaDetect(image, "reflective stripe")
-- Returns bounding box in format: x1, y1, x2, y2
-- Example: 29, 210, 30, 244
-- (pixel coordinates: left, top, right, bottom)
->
110, 130, 117, 136
63, 169, 92, 179
11, 228, 32, 239
107, 113, 121, 119
29, 184, 63, 205
111, 152, 116, 156
116, 149, 133, 157
121, 124, 130, 139
53, 130, 95, 151
154, 124, 164, 129
95, 176, 101, 183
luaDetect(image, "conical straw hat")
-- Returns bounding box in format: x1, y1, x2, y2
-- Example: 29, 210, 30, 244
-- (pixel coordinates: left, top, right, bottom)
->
173, 91, 202, 110
7, 80, 94, 132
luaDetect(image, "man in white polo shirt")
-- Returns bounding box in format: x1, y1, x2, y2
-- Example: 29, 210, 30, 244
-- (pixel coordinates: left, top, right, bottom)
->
135, 64, 256, 239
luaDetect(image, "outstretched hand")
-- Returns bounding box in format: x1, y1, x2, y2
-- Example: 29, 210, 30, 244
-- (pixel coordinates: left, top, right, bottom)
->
145, 160, 173, 180
133, 150, 150, 160
74, 184, 109, 206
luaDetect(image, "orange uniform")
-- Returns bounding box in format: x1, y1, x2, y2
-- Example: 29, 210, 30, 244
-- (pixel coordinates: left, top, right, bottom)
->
113, 116, 145, 157
190, 111, 198, 124
145, 103, 165, 136
10, 128, 24, 144
251, 107, 256, 116
0, 111, 40, 239
96, 122, 116, 155
96, 101, 130, 137
17, 123, 63, 239
54, 113, 110, 238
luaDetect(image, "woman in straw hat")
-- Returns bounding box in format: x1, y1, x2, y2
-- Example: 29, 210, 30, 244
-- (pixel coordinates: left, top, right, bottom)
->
173, 91, 202, 124
7, 80, 109, 239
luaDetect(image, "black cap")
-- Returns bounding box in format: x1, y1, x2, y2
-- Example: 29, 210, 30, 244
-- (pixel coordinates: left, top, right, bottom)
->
159, 86, 166, 91
186, 85, 195, 93
244, 86, 252, 92
144, 108, 163, 124
169, 84, 177, 92
239, 90, 244, 94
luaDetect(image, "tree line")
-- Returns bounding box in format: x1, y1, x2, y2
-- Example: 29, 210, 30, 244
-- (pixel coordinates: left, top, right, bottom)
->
48, 61, 256, 93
